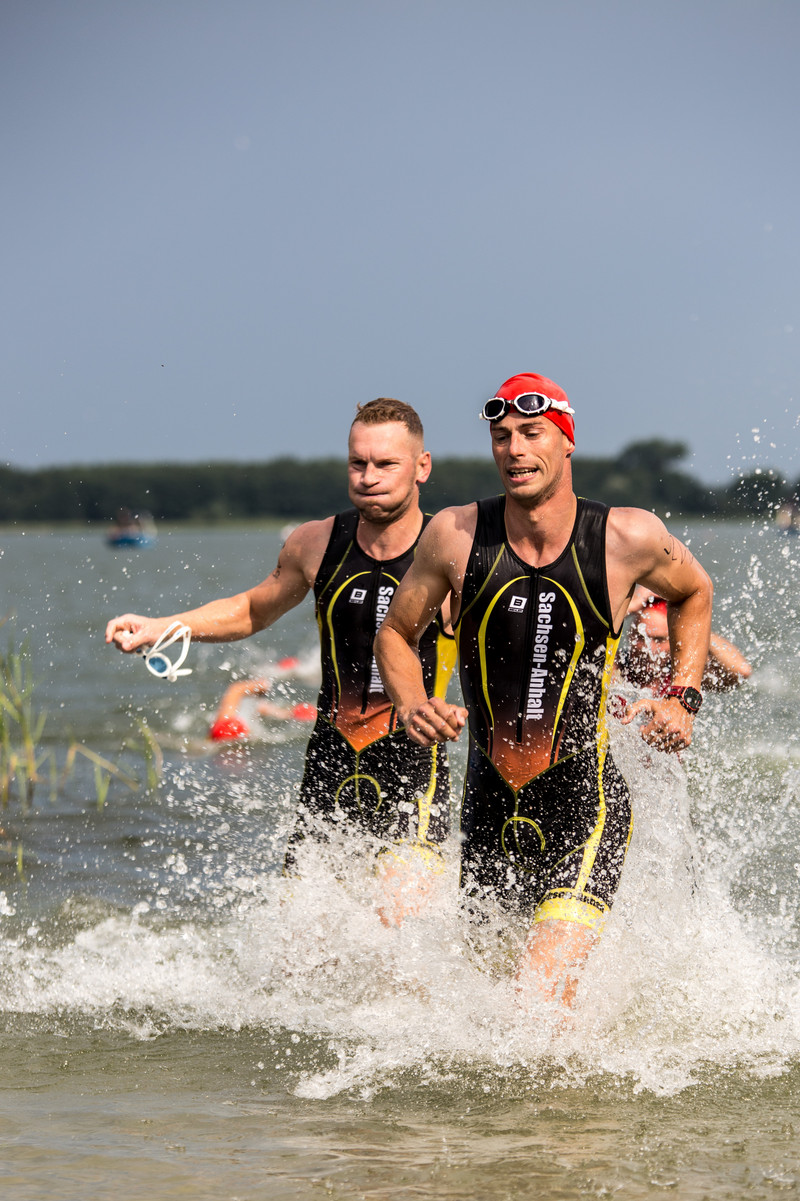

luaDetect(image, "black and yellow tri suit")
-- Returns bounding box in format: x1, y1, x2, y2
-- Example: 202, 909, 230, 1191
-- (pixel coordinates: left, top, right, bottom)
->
455, 495, 632, 931
284, 509, 456, 869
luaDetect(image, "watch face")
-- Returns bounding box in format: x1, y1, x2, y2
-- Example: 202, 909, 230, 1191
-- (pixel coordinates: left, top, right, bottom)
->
667, 685, 703, 712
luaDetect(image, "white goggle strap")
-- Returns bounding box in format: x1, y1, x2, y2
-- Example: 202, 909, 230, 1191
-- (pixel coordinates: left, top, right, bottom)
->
137, 621, 193, 681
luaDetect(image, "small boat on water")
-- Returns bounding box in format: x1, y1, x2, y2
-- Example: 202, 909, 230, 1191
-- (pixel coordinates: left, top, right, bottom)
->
106, 530, 156, 548
105, 508, 157, 548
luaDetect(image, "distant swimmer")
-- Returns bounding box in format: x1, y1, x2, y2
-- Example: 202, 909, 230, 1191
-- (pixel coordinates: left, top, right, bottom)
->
106, 507, 156, 549
615, 588, 751, 699
775, 499, 800, 534
375, 372, 713, 1008
209, 658, 319, 742
106, 399, 457, 916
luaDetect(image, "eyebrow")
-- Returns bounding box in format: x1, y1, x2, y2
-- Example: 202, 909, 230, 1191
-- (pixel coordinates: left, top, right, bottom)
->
348, 453, 403, 463
491, 419, 546, 434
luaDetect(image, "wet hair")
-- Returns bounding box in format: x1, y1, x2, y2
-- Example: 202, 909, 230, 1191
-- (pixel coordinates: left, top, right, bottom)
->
352, 398, 424, 441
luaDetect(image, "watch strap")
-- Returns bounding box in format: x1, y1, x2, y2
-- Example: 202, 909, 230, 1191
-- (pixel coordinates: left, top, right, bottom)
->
664, 685, 703, 713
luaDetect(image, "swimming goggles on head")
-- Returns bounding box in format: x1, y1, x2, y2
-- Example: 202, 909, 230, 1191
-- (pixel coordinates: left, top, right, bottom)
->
479, 392, 576, 422
136, 621, 193, 681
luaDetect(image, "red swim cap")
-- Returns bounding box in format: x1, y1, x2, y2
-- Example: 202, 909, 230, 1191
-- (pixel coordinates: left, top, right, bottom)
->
277, 656, 300, 671
291, 702, 317, 722
209, 715, 250, 741
493, 373, 575, 444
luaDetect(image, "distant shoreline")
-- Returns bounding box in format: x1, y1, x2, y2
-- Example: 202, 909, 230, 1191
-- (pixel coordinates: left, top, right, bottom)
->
0, 514, 784, 537
2, 441, 795, 525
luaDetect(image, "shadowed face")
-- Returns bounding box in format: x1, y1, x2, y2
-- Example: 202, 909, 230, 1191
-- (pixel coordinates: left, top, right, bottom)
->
633, 605, 670, 658
623, 603, 672, 690
347, 420, 430, 525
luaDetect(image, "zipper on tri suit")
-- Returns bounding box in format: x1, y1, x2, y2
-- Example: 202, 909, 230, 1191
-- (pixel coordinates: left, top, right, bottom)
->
515, 572, 539, 742
360, 561, 381, 714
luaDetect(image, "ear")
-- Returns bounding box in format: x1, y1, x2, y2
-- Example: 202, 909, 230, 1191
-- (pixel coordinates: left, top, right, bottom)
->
416, 449, 432, 485
564, 436, 575, 459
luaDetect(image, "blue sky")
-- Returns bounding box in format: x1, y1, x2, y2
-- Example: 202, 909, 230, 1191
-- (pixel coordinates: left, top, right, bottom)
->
3, 0, 798, 484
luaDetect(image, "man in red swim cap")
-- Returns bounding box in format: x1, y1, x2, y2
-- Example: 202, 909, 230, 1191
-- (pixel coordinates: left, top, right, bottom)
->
106, 399, 457, 898
617, 588, 751, 696
376, 370, 714, 1007
487, 372, 576, 443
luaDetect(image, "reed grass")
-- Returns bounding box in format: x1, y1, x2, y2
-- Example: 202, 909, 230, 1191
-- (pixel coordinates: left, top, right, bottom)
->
0, 635, 160, 814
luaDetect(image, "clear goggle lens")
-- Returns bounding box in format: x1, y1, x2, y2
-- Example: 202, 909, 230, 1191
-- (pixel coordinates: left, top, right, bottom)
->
136, 622, 193, 681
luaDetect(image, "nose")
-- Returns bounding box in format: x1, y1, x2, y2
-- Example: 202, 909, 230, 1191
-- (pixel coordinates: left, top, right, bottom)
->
506, 428, 527, 456
361, 459, 380, 486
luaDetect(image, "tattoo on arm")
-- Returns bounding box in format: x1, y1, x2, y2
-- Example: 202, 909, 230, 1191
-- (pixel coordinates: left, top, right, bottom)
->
664, 536, 694, 565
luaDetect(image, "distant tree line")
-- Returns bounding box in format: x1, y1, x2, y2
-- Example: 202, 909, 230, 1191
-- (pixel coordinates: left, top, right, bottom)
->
1, 439, 796, 524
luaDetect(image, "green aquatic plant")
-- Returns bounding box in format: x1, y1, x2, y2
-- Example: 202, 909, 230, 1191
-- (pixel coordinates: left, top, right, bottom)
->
0, 638, 45, 807
61, 741, 138, 810
0, 635, 160, 813
129, 718, 164, 793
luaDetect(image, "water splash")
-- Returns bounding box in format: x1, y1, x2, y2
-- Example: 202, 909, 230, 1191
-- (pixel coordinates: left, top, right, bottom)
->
2, 718, 798, 1100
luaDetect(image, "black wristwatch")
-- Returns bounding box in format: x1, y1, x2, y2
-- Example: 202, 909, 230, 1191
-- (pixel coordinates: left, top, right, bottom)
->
665, 685, 703, 713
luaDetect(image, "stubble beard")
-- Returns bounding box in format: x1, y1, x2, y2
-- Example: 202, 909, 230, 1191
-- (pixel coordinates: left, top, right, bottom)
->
505, 457, 565, 511
353, 489, 414, 528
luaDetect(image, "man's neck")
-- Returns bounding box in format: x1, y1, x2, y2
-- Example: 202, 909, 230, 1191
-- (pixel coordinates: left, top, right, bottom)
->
356, 500, 424, 561
503, 488, 578, 569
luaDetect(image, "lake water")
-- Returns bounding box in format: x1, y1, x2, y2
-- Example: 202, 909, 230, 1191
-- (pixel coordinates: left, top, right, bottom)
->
1, 520, 799, 1200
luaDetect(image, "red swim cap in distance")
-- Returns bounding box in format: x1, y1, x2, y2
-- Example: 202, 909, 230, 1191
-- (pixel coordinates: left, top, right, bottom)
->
291, 702, 317, 722
209, 715, 250, 741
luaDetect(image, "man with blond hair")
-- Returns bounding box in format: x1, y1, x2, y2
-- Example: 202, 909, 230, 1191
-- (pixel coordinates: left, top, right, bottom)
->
107, 399, 455, 879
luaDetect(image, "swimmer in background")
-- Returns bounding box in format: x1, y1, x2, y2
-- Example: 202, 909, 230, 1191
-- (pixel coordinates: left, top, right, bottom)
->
106, 507, 156, 546
210, 653, 319, 741
617, 588, 751, 697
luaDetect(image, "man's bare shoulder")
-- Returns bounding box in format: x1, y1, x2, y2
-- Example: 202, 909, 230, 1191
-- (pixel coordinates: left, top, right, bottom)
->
283, 516, 334, 554
604, 505, 706, 624
417, 504, 477, 592
277, 517, 335, 584
606, 506, 670, 560
424, 502, 478, 539
421, 503, 477, 557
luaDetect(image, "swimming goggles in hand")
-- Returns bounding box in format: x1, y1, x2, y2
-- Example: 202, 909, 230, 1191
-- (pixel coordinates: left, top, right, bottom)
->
137, 621, 193, 681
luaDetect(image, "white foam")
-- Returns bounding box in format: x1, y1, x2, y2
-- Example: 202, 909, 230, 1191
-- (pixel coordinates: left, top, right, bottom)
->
2, 724, 798, 1098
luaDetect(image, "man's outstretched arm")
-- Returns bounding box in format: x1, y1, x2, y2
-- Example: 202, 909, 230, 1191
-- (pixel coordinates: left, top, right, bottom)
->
105, 519, 330, 653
